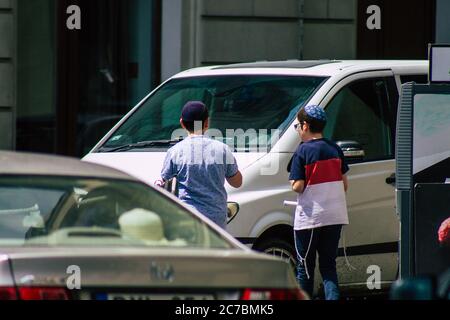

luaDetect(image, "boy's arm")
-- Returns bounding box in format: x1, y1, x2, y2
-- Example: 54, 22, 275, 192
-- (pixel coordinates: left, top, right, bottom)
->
288, 149, 305, 193
342, 174, 348, 192
227, 171, 243, 188
161, 150, 175, 181
337, 145, 349, 193
224, 145, 242, 188
290, 179, 305, 194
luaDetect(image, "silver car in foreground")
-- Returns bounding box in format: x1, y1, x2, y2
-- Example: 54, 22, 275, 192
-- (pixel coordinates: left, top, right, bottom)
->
0, 151, 305, 300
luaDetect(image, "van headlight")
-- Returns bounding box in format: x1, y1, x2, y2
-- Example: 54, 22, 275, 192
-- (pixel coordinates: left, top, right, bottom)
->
227, 202, 240, 223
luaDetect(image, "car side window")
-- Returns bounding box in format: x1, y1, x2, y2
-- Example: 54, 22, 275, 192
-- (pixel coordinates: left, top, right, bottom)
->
323, 77, 395, 162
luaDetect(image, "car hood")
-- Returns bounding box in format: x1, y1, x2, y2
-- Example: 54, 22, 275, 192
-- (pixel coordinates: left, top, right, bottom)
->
1, 247, 297, 289
82, 152, 265, 186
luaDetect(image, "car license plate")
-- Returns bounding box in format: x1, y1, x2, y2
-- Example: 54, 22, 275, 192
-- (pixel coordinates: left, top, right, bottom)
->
95, 293, 215, 300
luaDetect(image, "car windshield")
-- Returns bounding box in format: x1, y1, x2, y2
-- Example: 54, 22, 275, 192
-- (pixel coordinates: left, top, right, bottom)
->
99, 75, 327, 152
0, 176, 232, 249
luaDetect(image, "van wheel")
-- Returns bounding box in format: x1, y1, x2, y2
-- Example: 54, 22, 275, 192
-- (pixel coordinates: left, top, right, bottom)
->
254, 238, 297, 270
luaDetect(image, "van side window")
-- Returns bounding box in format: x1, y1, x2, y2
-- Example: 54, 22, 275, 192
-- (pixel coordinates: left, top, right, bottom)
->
323, 77, 395, 162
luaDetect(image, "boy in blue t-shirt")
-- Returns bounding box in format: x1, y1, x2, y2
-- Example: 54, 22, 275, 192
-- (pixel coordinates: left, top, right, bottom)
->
161, 101, 243, 229
289, 105, 349, 300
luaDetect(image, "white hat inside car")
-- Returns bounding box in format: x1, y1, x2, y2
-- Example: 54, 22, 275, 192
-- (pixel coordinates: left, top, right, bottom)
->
119, 208, 166, 243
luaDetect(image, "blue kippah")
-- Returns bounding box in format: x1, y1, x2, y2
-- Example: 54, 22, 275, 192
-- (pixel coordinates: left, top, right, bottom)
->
181, 101, 209, 122
303, 105, 327, 122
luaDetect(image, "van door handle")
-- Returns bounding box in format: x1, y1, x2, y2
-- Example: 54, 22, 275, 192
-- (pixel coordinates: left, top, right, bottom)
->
386, 173, 396, 185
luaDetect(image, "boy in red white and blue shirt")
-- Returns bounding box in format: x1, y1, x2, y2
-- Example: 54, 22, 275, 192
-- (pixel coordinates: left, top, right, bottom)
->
289, 105, 349, 300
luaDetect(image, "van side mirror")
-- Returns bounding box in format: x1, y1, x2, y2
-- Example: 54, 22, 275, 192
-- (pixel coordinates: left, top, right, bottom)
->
336, 141, 365, 162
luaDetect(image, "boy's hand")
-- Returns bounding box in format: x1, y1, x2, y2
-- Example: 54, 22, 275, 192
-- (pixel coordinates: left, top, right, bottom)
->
290, 180, 305, 194
154, 179, 166, 188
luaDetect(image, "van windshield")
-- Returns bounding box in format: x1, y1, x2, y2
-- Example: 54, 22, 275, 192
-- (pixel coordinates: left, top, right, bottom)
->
99, 75, 327, 152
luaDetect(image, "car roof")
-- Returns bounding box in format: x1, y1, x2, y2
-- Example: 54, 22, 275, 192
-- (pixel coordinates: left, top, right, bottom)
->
173, 60, 428, 78
0, 151, 136, 180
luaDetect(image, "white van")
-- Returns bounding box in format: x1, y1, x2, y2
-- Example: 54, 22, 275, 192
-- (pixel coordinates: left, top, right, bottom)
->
83, 60, 428, 296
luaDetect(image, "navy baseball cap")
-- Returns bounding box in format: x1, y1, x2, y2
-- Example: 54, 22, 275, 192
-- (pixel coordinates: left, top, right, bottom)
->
303, 105, 327, 122
181, 101, 209, 122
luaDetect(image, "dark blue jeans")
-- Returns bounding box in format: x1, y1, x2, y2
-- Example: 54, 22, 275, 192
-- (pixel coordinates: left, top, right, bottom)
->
294, 225, 342, 300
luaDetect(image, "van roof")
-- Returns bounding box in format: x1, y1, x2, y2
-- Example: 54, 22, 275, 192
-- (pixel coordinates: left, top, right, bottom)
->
173, 60, 429, 78
214, 60, 342, 69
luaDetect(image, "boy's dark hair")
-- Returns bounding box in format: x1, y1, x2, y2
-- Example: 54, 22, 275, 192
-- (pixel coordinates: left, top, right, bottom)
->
181, 101, 209, 132
181, 120, 206, 133
297, 108, 326, 133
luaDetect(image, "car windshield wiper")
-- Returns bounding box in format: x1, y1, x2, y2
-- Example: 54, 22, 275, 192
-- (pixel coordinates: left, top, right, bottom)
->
101, 138, 184, 153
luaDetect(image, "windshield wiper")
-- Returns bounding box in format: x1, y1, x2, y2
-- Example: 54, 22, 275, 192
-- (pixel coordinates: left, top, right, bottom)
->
101, 138, 184, 153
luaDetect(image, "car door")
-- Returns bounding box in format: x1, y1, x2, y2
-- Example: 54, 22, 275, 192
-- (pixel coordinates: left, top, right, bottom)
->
319, 71, 400, 289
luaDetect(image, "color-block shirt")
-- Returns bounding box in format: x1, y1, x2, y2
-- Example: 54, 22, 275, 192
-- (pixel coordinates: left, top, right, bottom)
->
289, 138, 349, 230
161, 135, 239, 229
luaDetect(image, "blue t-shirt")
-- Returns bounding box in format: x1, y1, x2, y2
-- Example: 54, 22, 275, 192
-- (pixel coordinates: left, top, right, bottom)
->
161, 136, 239, 229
